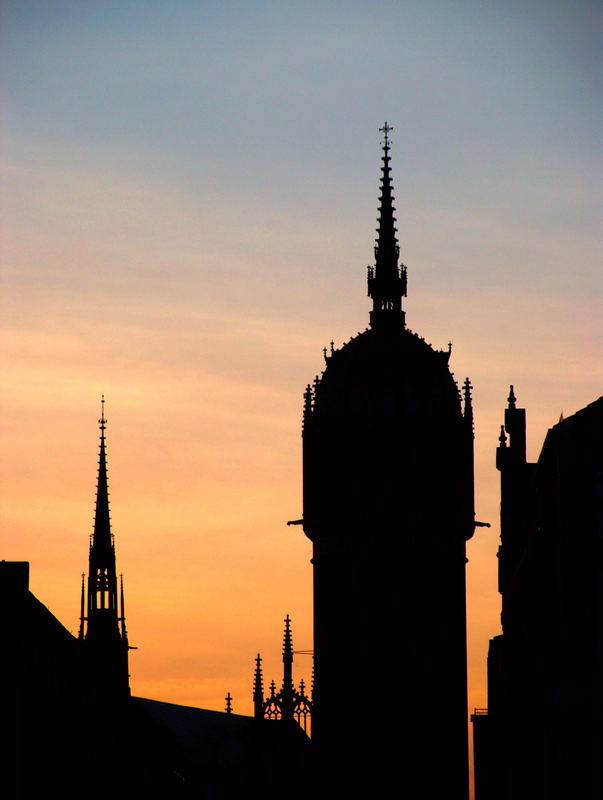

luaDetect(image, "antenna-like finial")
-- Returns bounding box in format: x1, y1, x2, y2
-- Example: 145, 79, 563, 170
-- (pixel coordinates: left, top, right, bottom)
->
283, 614, 293, 663
99, 395, 107, 433
379, 121, 393, 149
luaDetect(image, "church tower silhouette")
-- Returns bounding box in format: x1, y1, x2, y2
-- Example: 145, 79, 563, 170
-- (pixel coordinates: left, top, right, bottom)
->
301, 126, 474, 798
79, 396, 130, 700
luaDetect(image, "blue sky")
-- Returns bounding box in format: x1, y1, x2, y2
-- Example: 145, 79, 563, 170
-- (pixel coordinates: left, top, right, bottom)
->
3, 1, 599, 321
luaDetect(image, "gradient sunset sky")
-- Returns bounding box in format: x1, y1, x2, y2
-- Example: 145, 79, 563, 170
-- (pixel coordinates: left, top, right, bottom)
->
1, 0, 600, 741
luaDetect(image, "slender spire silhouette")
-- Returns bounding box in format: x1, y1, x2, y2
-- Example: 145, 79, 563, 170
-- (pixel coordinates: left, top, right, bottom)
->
368, 122, 407, 328
85, 396, 119, 637
463, 378, 474, 436
92, 397, 112, 566
81, 397, 130, 696
280, 615, 295, 721
253, 653, 264, 719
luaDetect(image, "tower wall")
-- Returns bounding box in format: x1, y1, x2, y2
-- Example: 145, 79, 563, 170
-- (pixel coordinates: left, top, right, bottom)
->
303, 331, 473, 798
301, 132, 474, 797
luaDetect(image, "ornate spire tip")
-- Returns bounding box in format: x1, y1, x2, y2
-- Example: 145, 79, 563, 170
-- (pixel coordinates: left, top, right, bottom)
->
99, 395, 107, 433
379, 121, 393, 149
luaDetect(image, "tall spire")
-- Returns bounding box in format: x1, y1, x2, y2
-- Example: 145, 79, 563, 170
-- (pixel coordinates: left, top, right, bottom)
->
81, 397, 129, 696
280, 615, 295, 721
92, 396, 112, 562
368, 122, 407, 329
86, 395, 119, 632
253, 653, 264, 719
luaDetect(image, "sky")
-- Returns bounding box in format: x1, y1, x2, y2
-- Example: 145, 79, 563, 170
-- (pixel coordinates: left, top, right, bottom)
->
1, 0, 601, 779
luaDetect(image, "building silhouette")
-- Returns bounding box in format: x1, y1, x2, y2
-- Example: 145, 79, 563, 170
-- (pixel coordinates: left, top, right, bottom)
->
1, 401, 309, 797
300, 124, 475, 798
0, 405, 186, 795
4, 126, 598, 798
252, 614, 313, 732
473, 391, 603, 799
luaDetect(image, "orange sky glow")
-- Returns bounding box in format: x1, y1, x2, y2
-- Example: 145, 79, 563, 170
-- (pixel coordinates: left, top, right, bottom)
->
1, 6, 600, 797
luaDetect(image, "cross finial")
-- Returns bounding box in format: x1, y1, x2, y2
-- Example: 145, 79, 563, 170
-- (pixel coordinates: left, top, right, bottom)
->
379, 121, 393, 148
99, 395, 106, 433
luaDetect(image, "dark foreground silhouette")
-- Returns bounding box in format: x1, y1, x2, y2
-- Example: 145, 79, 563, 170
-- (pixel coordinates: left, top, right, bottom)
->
473, 392, 603, 800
